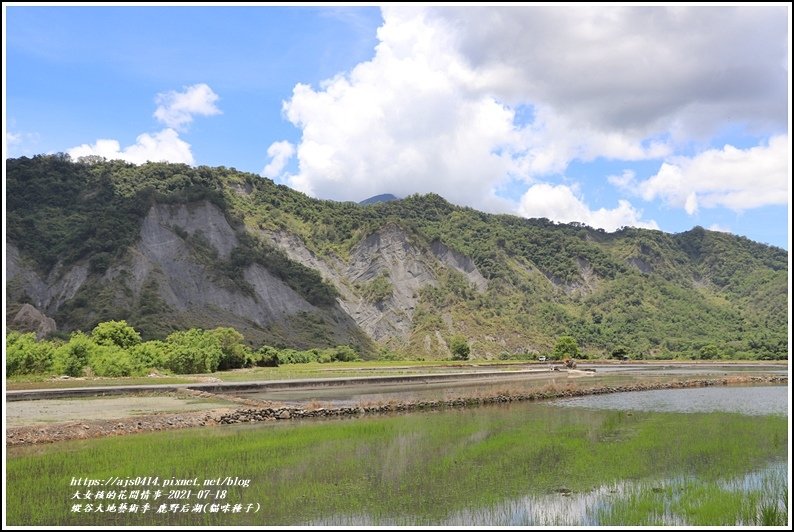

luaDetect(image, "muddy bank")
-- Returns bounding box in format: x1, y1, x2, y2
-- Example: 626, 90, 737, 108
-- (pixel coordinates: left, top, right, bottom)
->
4, 392, 241, 428
6, 368, 555, 401
6, 409, 233, 447
6, 374, 786, 446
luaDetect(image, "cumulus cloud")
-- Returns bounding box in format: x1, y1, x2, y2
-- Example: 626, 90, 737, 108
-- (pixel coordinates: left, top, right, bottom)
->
154, 83, 221, 130
269, 6, 785, 227
261, 140, 295, 178
633, 135, 790, 213
518, 183, 658, 232
68, 128, 194, 165
66, 84, 221, 166
278, 7, 522, 209
438, 5, 787, 136
514, 108, 671, 177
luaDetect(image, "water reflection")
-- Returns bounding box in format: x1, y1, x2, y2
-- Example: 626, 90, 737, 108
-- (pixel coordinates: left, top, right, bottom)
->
306, 462, 787, 526
236, 364, 786, 407
551, 385, 788, 416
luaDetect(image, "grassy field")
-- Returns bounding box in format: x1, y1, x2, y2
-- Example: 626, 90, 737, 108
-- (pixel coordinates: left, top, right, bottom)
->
5, 360, 534, 390
6, 400, 787, 525
5, 375, 200, 390
596, 467, 788, 526
6, 359, 786, 391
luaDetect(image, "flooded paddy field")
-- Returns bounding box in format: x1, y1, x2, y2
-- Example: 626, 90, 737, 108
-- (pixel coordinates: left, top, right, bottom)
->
232, 363, 786, 407
6, 382, 788, 526
6, 363, 789, 525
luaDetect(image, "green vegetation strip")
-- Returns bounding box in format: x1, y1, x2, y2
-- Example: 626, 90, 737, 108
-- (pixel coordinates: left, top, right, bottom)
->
6, 397, 787, 525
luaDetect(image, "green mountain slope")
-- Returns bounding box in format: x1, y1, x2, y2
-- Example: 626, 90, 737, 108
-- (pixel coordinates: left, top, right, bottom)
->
5, 155, 788, 359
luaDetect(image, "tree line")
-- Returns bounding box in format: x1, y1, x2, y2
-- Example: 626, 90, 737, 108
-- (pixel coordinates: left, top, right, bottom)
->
6, 320, 361, 377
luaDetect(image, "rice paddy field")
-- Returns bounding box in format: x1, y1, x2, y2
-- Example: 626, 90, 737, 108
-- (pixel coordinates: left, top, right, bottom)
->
5, 385, 789, 526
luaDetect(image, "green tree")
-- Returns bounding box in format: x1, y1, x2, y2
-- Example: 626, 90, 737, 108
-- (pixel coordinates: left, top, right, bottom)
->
6, 332, 56, 376
54, 332, 95, 376
163, 329, 222, 374
330, 345, 360, 362
552, 336, 581, 360
249, 345, 280, 367
611, 346, 630, 360
449, 335, 471, 360
212, 327, 249, 370
91, 320, 141, 349
89, 344, 137, 377
699, 344, 720, 360
129, 340, 167, 370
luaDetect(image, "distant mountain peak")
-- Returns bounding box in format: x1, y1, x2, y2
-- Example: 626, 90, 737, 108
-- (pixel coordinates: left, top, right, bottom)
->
359, 193, 399, 205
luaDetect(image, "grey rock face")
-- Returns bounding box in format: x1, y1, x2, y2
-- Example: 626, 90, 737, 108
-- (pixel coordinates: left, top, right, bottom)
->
263, 223, 487, 342
7, 201, 486, 347
134, 201, 316, 327
11, 303, 57, 339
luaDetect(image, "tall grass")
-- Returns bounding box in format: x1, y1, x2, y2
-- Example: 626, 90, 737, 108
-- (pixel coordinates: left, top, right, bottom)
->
596, 465, 788, 526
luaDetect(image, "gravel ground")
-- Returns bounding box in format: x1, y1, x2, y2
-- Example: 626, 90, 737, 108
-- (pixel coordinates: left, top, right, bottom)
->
5, 394, 237, 427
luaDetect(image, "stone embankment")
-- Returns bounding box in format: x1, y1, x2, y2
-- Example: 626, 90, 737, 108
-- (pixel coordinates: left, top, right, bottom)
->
7, 374, 785, 446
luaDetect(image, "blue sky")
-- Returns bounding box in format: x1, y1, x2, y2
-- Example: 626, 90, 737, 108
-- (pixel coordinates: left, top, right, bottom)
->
5, 5, 790, 249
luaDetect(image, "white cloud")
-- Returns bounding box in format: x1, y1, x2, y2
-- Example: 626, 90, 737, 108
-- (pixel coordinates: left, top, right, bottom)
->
65, 84, 221, 166
514, 108, 672, 176
67, 128, 194, 165
517, 183, 658, 232
278, 7, 522, 209
269, 6, 785, 223
607, 170, 636, 188
707, 223, 731, 234
437, 6, 787, 136
154, 83, 221, 130
634, 135, 790, 213
261, 141, 295, 178
275, 7, 667, 210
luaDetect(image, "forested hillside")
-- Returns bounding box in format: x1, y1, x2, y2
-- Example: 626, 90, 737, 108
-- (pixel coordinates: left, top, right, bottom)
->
5, 154, 788, 360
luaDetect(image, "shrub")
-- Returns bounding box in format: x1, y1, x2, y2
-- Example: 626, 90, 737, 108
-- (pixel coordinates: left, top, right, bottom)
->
611, 346, 630, 360
377, 348, 403, 361
330, 345, 360, 362
54, 332, 95, 376
6, 332, 56, 376
91, 320, 142, 349
449, 335, 471, 360
163, 329, 222, 374
129, 340, 168, 370
89, 344, 138, 377
698, 344, 720, 360
248, 346, 280, 367
362, 274, 393, 303
212, 327, 250, 370
278, 349, 316, 364
552, 336, 581, 360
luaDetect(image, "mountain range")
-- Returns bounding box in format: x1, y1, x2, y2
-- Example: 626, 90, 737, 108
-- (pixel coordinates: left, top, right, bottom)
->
5, 154, 788, 359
